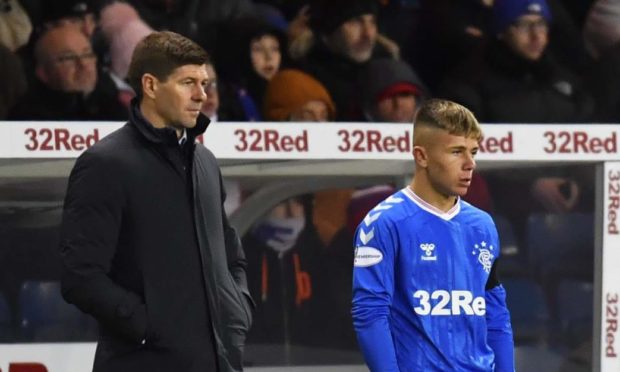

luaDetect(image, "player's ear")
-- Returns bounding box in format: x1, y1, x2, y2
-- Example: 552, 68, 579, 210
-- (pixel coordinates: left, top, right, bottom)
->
413, 145, 428, 168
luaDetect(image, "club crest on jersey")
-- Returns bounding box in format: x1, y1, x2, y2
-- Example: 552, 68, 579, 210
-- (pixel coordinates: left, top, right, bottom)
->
471, 241, 494, 273
420, 243, 437, 261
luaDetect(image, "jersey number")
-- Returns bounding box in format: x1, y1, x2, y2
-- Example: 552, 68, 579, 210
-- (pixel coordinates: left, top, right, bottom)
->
413, 290, 486, 316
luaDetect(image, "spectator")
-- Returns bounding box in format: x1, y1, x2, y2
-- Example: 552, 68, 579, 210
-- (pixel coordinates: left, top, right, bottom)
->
263, 69, 335, 121
414, 0, 493, 92
583, 0, 620, 121
583, 0, 620, 59
440, 0, 594, 123
360, 58, 427, 123
243, 196, 329, 348
298, 0, 393, 121
9, 25, 127, 120
216, 18, 286, 121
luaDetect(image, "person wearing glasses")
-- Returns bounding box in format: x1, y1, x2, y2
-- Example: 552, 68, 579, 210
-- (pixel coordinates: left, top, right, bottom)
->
440, 0, 593, 124
8, 24, 127, 120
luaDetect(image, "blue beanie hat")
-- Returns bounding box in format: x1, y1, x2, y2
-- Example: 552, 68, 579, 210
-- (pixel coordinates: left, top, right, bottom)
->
493, 0, 552, 34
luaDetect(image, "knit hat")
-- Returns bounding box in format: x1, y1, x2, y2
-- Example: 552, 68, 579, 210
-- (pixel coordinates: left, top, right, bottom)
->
264, 69, 336, 121
361, 58, 427, 107
41, 0, 93, 24
493, 0, 552, 34
310, 0, 379, 35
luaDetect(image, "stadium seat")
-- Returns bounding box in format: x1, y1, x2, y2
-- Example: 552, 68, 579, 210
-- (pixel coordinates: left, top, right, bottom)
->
18, 280, 97, 342
557, 279, 593, 348
502, 277, 549, 345
0, 292, 12, 341
492, 214, 524, 276
526, 213, 594, 282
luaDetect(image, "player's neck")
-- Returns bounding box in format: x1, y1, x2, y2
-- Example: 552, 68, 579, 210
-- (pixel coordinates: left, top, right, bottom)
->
409, 178, 458, 212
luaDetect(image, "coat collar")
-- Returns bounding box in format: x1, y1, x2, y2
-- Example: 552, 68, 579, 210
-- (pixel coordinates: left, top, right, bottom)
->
129, 97, 210, 146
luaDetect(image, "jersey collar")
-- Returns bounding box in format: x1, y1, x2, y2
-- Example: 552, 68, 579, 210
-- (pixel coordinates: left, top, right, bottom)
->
403, 187, 460, 221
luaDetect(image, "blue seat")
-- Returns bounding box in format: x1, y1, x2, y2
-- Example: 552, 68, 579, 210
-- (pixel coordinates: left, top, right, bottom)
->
557, 279, 593, 348
18, 281, 97, 341
0, 292, 13, 341
502, 277, 549, 344
526, 213, 594, 281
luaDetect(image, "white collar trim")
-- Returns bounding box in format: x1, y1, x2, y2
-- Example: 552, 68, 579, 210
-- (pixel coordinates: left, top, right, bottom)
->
178, 129, 188, 145
403, 187, 460, 221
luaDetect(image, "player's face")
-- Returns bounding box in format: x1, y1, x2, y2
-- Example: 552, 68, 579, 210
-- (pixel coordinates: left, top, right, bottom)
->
151, 64, 209, 130
425, 130, 479, 197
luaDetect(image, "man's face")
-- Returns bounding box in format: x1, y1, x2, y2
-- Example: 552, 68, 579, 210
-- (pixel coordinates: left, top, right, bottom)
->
200, 64, 219, 118
36, 26, 98, 94
418, 129, 478, 198
502, 14, 549, 61
151, 64, 209, 130
330, 14, 377, 63
250, 35, 281, 81
375, 93, 418, 123
289, 100, 330, 122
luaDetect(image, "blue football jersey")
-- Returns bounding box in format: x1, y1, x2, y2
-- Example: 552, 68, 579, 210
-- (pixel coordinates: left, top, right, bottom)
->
352, 187, 514, 372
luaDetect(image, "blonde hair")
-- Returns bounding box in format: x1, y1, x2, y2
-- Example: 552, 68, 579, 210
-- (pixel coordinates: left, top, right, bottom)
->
414, 99, 482, 141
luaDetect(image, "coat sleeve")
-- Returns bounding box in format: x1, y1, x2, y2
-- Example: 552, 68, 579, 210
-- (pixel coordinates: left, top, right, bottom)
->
352, 216, 399, 371
220, 175, 254, 308
59, 150, 146, 343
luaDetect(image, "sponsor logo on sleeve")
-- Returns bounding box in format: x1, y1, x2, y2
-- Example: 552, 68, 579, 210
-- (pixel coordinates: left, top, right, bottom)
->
354, 247, 383, 267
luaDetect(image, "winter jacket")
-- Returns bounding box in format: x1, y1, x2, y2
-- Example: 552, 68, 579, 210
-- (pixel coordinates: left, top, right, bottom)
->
59, 100, 252, 372
440, 41, 594, 123
8, 70, 128, 121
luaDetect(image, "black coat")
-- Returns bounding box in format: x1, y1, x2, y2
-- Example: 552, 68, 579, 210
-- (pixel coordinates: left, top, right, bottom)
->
299, 40, 392, 121
440, 41, 594, 123
59, 101, 252, 372
8, 71, 128, 121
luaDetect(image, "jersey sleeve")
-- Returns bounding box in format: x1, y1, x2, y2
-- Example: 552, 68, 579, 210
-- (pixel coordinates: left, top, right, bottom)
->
351, 215, 399, 372
485, 219, 515, 372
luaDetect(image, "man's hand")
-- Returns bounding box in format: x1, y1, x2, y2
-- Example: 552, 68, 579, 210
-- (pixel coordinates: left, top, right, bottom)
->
531, 177, 579, 212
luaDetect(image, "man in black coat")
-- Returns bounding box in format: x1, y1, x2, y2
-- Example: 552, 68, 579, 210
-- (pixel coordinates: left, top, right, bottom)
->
59, 31, 253, 372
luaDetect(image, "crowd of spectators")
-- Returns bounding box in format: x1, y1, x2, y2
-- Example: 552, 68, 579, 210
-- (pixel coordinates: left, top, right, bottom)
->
1, 0, 609, 124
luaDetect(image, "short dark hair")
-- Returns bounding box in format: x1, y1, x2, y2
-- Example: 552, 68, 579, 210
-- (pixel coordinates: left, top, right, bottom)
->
414, 99, 482, 141
127, 31, 209, 97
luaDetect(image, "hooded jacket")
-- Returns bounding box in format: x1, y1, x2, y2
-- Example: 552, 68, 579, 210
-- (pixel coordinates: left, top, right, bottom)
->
59, 100, 252, 372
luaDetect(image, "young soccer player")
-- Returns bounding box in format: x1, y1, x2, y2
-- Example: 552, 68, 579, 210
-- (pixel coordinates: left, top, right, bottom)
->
352, 99, 514, 371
